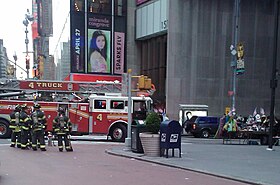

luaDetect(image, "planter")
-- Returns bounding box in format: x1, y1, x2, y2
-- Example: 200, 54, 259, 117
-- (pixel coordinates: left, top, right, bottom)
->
139, 132, 160, 157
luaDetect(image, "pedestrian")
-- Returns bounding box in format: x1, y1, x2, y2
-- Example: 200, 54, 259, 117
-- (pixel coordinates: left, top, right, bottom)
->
9, 104, 22, 148
19, 104, 32, 150
30, 103, 47, 151
53, 107, 73, 152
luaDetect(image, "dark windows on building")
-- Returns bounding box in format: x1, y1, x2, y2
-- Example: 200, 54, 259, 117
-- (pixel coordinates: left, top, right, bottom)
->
140, 35, 167, 103
88, 0, 112, 14
114, 0, 127, 16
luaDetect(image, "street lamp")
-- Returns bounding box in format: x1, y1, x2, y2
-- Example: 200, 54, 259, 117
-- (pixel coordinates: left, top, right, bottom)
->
22, 9, 34, 79
230, 0, 240, 113
13, 52, 17, 79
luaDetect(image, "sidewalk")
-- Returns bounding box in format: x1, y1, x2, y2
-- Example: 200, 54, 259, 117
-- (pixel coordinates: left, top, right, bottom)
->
105, 138, 280, 185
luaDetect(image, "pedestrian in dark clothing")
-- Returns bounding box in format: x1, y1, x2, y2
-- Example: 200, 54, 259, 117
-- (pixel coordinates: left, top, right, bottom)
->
20, 104, 32, 150
9, 104, 22, 148
53, 108, 73, 152
30, 103, 47, 151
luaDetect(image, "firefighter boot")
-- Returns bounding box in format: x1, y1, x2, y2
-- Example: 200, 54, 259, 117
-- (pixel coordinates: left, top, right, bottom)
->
10, 144, 15, 147
40, 145, 46, 151
59, 146, 63, 152
66, 147, 73, 152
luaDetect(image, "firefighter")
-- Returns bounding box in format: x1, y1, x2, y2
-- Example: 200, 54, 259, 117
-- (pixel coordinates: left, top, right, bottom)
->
20, 104, 32, 150
53, 107, 73, 152
9, 104, 22, 148
30, 103, 47, 151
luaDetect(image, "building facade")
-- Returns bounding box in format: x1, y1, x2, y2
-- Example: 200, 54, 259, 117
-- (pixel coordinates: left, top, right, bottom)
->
32, 0, 53, 80
129, 0, 280, 119
0, 39, 8, 79
60, 41, 71, 80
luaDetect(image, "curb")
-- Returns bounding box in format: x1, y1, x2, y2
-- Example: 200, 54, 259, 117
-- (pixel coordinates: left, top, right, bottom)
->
105, 148, 262, 185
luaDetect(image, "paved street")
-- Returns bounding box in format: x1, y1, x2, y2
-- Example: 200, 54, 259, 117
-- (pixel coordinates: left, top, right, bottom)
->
0, 138, 248, 185
0, 137, 279, 185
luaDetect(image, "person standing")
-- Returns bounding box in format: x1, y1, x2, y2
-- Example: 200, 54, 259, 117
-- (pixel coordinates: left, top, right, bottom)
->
9, 104, 22, 148
53, 108, 73, 152
20, 104, 32, 150
30, 103, 47, 151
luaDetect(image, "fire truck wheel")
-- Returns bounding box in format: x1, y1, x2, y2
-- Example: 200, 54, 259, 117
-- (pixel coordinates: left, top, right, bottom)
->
0, 120, 11, 138
110, 124, 127, 142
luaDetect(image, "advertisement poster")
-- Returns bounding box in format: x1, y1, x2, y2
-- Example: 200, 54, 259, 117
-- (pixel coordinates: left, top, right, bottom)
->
87, 29, 111, 73
70, 13, 85, 73
114, 32, 125, 74
87, 14, 112, 74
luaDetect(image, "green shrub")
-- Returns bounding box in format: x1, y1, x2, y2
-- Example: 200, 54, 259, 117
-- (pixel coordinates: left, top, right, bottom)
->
145, 112, 161, 134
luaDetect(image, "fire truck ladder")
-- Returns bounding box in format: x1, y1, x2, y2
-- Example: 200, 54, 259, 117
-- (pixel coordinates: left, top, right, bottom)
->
0, 79, 123, 95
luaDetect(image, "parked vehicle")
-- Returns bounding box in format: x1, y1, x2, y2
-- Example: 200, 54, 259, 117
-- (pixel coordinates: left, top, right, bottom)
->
184, 116, 219, 138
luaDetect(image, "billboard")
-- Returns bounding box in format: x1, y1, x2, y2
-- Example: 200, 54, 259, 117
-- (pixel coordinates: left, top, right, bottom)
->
87, 14, 112, 74
114, 32, 125, 74
70, 0, 126, 75
70, 12, 85, 73
87, 29, 111, 73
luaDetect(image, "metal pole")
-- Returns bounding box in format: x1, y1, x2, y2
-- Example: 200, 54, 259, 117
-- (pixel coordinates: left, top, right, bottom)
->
231, 0, 240, 112
13, 52, 17, 79
268, 0, 279, 150
125, 69, 132, 149
25, 26, 29, 79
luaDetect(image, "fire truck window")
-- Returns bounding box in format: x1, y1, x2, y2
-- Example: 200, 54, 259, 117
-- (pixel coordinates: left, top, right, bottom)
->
94, 100, 106, 109
110, 100, 124, 109
134, 101, 146, 112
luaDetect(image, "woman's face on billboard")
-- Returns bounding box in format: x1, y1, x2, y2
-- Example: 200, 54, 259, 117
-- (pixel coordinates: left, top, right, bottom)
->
96, 35, 105, 50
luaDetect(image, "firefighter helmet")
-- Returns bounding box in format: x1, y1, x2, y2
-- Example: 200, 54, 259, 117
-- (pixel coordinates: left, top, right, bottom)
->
33, 103, 41, 109
15, 104, 21, 112
21, 104, 28, 109
58, 107, 65, 113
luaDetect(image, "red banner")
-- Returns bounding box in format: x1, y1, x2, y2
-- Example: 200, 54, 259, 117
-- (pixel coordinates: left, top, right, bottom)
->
19, 81, 79, 91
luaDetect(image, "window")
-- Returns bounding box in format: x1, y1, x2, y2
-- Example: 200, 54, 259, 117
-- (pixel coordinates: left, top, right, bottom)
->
94, 100, 106, 109
72, 0, 85, 12
198, 117, 206, 124
133, 101, 146, 112
88, 0, 112, 14
209, 117, 218, 124
114, 0, 127, 16
110, 100, 124, 109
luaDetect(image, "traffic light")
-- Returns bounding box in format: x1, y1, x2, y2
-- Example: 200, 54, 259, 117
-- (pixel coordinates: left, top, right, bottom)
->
144, 78, 151, 90
138, 75, 145, 89
25, 55, 30, 69
137, 75, 152, 90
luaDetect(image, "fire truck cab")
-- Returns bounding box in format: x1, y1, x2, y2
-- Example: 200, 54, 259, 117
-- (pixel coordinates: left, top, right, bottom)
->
87, 94, 152, 141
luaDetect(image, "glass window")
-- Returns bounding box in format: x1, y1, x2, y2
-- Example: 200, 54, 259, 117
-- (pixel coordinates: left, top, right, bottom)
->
88, 0, 112, 14
198, 117, 206, 124
94, 100, 106, 109
114, 0, 127, 16
110, 100, 124, 109
72, 0, 85, 12
133, 101, 146, 112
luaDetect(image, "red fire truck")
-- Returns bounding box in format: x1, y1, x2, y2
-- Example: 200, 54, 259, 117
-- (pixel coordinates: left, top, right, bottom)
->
0, 79, 153, 142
